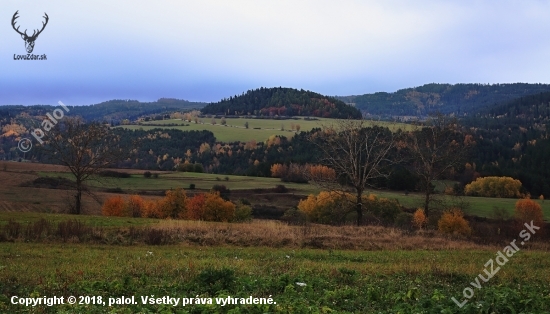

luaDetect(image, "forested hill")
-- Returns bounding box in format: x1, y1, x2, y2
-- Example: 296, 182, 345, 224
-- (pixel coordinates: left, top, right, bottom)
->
337, 83, 550, 117
201, 87, 362, 119
0, 98, 205, 123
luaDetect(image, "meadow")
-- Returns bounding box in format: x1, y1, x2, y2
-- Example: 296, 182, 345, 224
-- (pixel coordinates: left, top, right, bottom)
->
1, 162, 550, 312
35, 169, 550, 220
120, 117, 414, 143
1, 217, 550, 313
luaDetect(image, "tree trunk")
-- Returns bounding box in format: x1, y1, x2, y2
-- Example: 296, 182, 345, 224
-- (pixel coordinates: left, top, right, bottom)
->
423, 189, 430, 217
356, 191, 363, 226
74, 178, 82, 214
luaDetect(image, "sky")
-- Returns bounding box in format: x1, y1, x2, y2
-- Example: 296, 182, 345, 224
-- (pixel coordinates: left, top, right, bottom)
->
2, 0, 550, 106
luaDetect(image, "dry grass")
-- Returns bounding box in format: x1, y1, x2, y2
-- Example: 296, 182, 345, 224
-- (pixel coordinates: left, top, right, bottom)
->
150, 219, 492, 250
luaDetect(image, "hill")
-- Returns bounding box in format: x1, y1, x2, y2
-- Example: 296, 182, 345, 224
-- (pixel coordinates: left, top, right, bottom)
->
337, 83, 550, 117
0, 98, 205, 124
201, 87, 362, 119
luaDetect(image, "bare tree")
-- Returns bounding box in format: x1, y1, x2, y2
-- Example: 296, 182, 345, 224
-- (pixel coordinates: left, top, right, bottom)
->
406, 115, 473, 216
309, 120, 397, 225
40, 118, 127, 214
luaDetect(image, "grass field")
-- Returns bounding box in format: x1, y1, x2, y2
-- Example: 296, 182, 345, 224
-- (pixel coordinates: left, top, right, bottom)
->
37, 170, 550, 220
1, 242, 548, 313
120, 117, 414, 143
2, 162, 550, 312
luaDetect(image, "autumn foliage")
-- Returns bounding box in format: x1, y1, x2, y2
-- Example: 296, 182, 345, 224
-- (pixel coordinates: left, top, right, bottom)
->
102, 189, 246, 222
101, 196, 126, 217
271, 163, 336, 183
297, 191, 401, 225
464, 176, 523, 198
514, 199, 544, 225
412, 208, 427, 230
438, 209, 471, 236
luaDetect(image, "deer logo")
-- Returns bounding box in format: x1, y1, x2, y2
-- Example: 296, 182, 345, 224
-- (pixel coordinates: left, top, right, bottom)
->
11, 11, 49, 53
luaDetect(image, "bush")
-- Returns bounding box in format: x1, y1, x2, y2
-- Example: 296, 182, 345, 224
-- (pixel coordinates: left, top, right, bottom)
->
189, 183, 196, 190
394, 212, 413, 230
202, 192, 235, 222
99, 170, 131, 178
158, 188, 187, 219
143, 171, 152, 178
193, 163, 204, 173
464, 176, 523, 198
281, 208, 308, 225
412, 208, 427, 230
126, 195, 145, 218
297, 191, 353, 224
514, 199, 544, 225
102, 196, 127, 217
186, 193, 206, 220
212, 185, 230, 200
274, 185, 288, 193
233, 202, 253, 222
438, 209, 471, 236
362, 194, 402, 225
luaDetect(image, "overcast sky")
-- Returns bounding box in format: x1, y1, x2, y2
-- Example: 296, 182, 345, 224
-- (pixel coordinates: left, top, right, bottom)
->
2, 0, 550, 106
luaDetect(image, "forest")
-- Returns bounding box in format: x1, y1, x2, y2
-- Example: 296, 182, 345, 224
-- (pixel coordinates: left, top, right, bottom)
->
339, 83, 550, 117
201, 87, 362, 119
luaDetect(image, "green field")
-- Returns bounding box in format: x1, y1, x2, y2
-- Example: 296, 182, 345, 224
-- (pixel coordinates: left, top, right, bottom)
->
38, 171, 550, 220
1, 242, 548, 313
119, 117, 414, 143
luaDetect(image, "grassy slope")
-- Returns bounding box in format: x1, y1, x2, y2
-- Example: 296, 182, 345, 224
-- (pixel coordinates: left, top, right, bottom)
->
120, 117, 414, 143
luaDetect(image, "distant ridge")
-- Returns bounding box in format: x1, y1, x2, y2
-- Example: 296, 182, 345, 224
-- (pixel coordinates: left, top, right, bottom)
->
336, 83, 550, 117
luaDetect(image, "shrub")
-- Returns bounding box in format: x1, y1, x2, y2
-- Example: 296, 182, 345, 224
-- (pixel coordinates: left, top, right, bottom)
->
362, 194, 402, 225
297, 191, 352, 224
274, 185, 288, 193
281, 208, 308, 225
412, 208, 427, 230
270, 163, 287, 178
186, 193, 206, 220
143, 171, 152, 178
212, 185, 230, 200
126, 195, 145, 218
102, 196, 127, 217
153, 173, 159, 178
395, 212, 413, 230
193, 163, 204, 173
308, 165, 336, 182
99, 170, 130, 178
514, 199, 544, 225
464, 176, 523, 198
438, 209, 471, 236
159, 188, 187, 219
203, 192, 235, 222
189, 183, 196, 190
233, 202, 253, 222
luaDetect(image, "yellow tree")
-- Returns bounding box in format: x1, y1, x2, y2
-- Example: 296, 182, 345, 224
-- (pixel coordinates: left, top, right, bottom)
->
309, 120, 397, 225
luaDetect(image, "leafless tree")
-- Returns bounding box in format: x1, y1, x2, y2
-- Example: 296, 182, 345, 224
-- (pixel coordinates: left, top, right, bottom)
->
309, 119, 397, 225
406, 114, 474, 216
40, 118, 127, 214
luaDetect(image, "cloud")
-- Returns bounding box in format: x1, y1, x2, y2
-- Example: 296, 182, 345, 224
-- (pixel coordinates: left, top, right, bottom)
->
1, 0, 550, 104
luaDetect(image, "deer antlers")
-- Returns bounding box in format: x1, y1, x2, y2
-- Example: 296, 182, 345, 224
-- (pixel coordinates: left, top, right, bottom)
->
11, 10, 49, 40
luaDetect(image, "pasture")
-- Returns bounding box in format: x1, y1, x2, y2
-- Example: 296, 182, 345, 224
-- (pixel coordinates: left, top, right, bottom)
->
120, 117, 414, 143
1, 161, 549, 220
1, 162, 550, 312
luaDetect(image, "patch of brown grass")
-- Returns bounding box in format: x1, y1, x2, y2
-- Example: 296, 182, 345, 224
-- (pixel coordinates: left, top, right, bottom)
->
151, 219, 490, 250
